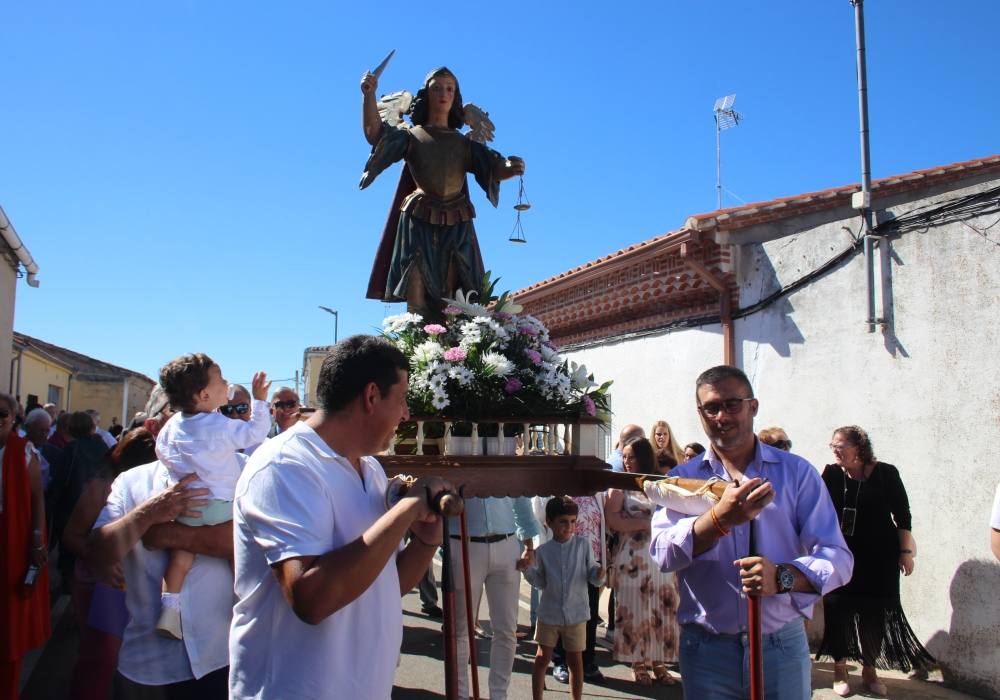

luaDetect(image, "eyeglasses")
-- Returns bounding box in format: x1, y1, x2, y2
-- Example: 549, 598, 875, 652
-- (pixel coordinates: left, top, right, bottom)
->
772, 439, 792, 450
829, 442, 856, 451
697, 398, 754, 417
273, 399, 298, 409
220, 403, 250, 417
0, 409, 10, 420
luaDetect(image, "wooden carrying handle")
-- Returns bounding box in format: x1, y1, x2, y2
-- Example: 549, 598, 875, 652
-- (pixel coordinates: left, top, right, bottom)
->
429, 487, 465, 517
386, 475, 465, 517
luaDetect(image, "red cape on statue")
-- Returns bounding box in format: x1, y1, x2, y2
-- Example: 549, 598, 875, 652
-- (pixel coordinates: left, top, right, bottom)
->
366, 168, 415, 301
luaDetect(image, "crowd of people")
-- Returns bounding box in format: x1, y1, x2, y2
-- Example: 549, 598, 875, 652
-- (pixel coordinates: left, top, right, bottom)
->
1, 340, 997, 700
0, 378, 307, 699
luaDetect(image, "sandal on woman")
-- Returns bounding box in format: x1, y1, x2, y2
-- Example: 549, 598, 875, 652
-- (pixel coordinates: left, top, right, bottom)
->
864, 680, 888, 697
862, 668, 887, 697
832, 662, 850, 697
651, 664, 678, 685
631, 663, 653, 686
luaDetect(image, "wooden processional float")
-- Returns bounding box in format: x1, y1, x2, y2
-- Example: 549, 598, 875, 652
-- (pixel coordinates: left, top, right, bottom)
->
380, 416, 760, 700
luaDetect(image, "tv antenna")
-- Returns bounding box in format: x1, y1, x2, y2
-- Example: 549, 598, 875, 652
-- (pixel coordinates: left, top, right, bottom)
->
713, 94, 742, 210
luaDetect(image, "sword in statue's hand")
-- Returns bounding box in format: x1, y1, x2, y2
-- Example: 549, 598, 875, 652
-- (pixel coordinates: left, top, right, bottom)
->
371, 49, 395, 79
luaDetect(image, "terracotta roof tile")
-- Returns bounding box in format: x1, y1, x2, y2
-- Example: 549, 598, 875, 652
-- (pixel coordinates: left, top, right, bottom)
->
514, 154, 1000, 297
13, 331, 155, 384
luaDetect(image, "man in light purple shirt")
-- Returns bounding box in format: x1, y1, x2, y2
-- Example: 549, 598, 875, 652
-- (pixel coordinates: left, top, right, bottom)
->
650, 366, 853, 700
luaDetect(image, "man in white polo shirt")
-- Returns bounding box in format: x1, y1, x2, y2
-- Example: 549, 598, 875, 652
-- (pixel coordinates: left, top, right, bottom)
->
229, 335, 449, 700
87, 385, 233, 699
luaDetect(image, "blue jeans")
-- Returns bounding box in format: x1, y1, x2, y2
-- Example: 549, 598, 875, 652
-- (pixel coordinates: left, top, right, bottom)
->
679, 620, 811, 700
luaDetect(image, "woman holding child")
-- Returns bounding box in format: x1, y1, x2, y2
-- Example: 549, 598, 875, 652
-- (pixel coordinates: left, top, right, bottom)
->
604, 437, 681, 686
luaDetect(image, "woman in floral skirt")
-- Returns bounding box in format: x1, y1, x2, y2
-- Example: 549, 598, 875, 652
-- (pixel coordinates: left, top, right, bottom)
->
604, 437, 680, 686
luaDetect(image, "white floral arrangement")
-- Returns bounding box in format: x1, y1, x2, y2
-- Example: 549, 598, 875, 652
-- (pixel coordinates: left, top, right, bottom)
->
381, 276, 611, 422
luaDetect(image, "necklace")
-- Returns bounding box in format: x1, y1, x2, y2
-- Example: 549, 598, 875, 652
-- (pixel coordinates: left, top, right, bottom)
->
840, 468, 863, 536
842, 472, 863, 509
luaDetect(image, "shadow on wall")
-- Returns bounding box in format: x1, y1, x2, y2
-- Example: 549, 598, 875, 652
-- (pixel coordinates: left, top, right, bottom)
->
734, 245, 806, 365
925, 559, 1000, 698
877, 235, 909, 359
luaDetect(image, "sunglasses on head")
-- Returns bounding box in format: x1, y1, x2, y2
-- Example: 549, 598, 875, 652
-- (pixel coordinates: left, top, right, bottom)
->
220, 403, 250, 417
772, 439, 792, 450
273, 399, 298, 409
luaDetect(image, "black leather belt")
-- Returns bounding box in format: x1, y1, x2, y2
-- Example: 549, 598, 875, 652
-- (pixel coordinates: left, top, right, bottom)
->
450, 533, 514, 544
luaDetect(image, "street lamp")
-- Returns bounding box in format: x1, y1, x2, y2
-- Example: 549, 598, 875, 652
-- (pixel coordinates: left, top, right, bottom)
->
318, 306, 339, 343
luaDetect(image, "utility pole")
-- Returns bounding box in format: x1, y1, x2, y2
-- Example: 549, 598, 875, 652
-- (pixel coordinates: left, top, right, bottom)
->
851, 0, 878, 332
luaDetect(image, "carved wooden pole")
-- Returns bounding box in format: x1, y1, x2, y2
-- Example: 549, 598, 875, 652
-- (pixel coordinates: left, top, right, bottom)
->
441, 515, 459, 700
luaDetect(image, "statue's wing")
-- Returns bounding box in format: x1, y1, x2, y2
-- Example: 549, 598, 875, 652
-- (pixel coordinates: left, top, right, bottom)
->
377, 91, 413, 127
463, 103, 495, 144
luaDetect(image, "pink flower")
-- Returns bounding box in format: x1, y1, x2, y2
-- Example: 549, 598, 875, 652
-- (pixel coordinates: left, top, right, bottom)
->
494, 311, 513, 321
582, 395, 596, 417
517, 324, 539, 336
423, 324, 447, 335
443, 347, 467, 362
504, 378, 523, 394
444, 305, 462, 316
524, 348, 542, 365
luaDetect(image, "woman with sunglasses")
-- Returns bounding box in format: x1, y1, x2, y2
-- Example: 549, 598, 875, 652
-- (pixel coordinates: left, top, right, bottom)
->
0, 392, 50, 700
758, 426, 793, 452
817, 425, 933, 697
682, 442, 705, 461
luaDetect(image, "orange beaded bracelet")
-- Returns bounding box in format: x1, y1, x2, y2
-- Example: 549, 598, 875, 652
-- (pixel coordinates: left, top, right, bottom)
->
710, 507, 730, 537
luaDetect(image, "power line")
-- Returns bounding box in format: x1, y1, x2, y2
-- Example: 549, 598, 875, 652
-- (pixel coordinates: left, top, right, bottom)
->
560, 184, 1000, 352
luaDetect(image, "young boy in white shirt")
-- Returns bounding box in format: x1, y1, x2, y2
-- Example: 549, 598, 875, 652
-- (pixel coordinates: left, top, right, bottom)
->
519, 496, 605, 700
154, 352, 271, 639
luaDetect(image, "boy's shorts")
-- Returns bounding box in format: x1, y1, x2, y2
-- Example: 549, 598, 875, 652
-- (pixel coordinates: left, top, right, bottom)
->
176, 498, 233, 526
535, 621, 586, 652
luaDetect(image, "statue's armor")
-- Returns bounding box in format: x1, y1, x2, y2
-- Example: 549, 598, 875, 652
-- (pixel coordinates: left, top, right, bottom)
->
401, 126, 479, 226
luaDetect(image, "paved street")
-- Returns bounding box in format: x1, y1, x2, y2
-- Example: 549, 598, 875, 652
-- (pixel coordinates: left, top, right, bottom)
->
19, 568, 984, 700
392, 572, 980, 700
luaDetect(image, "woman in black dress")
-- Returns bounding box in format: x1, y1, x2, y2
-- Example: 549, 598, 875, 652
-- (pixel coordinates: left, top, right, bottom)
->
817, 426, 933, 697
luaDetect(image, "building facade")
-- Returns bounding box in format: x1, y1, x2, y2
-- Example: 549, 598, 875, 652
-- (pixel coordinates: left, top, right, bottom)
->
515, 155, 1000, 696
301, 345, 334, 410
11, 332, 155, 428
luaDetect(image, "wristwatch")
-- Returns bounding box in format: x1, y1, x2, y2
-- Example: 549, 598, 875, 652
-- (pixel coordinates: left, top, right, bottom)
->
775, 564, 795, 594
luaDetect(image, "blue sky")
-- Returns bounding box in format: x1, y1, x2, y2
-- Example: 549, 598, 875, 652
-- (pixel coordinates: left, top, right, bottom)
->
3, 2, 997, 391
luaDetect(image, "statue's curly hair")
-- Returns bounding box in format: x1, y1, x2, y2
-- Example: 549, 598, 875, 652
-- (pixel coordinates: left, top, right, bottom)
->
409, 67, 465, 130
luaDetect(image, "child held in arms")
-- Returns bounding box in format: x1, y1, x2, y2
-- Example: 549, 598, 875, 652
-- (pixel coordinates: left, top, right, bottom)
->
154, 353, 271, 639
519, 496, 605, 700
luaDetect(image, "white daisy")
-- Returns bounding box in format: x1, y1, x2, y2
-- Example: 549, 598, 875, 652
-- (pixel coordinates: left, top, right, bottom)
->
482, 352, 513, 377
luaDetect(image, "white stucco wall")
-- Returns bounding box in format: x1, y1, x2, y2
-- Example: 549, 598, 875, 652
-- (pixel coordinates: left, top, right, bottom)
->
563, 325, 727, 456
559, 175, 1000, 696
740, 178, 1000, 696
